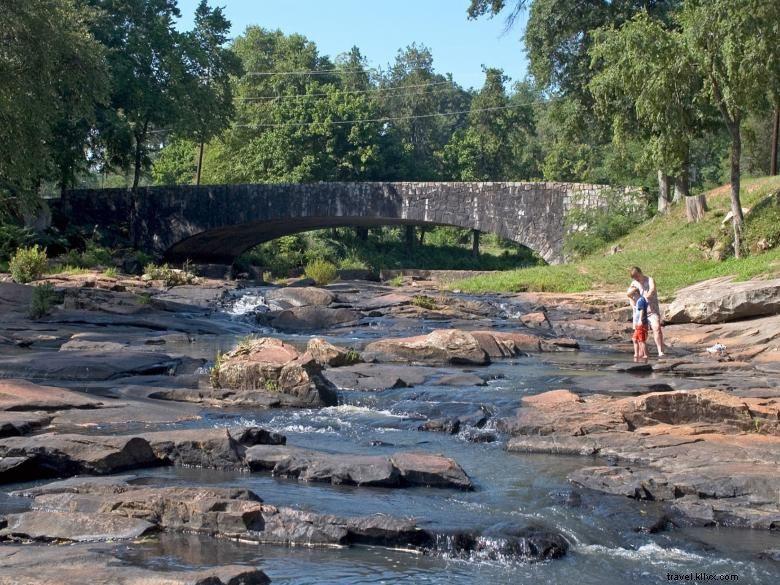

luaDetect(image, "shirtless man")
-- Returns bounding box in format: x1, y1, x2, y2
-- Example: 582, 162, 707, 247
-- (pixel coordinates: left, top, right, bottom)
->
629, 266, 666, 357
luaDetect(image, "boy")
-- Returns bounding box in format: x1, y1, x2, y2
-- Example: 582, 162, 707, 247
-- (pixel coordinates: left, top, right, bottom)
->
628, 286, 649, 361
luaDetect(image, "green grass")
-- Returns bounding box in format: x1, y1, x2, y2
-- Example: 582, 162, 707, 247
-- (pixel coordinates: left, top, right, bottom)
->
50, 265, 91, 276
451, 176, 780, 295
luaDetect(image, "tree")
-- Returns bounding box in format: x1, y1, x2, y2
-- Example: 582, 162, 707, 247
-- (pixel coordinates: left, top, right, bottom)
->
203, 27, 384, 184
680, 0, 780, 255
178, 1, 242, 184
0, 0, 107, 215
589, 11, 710, 220
439, 69, 537, 180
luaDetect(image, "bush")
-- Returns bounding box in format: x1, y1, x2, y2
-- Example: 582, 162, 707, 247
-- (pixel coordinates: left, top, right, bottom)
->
304, 259, 338, 285
143, 262, 196, 287
564, 190, 650, 258
0, 223, 34, 263
29, 283, 58, 318
9, 245, 48, 283
411, 294, 437, 310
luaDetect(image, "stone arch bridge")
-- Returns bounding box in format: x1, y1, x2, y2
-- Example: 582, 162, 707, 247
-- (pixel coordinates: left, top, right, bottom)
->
59, 182, 624, 265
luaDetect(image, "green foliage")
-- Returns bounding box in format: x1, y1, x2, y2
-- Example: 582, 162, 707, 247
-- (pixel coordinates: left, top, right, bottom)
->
143, 263, 196, 287
102, 267, 118, 278
152, 139, 198, 185
58, 240, 114, 269
52, 265, 90, 276
264, 379, 280, 392
9, 245, 48, 283
565, 191, 650, 258
387, 275, 404, 287
0, 223, 34, 263
411, 295, 438, 310
29, 283, 58, 319
304, 259, 338, 285
209, 351, 223, 388
1, 0, 108, 212
743, 192, 780, 254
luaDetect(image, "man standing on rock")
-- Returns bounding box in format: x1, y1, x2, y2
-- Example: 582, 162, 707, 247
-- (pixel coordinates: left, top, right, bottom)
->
629, 266, 666, 357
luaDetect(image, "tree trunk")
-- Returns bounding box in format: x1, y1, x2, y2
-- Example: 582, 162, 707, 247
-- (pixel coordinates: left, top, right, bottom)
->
405, 225, 415, 249
131, 122, 148, 191
729, 117, 744, 258
195, 140, 205, 185
471, 229, 480, 257
685, 194, 707, 223
771, 104, 779, 176
657, 171, 671, 214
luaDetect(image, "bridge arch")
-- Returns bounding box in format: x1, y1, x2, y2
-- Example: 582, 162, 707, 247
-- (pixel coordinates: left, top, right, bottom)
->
59, 181, 621, 265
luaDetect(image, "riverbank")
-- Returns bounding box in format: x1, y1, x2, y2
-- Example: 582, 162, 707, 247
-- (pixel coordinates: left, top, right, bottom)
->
0, 271, 779, 583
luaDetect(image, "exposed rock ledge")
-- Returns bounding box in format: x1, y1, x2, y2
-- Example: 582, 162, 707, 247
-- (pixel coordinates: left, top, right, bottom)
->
502, 388, 780, 529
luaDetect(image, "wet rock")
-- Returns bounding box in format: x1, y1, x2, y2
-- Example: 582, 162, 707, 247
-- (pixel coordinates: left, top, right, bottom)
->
323, 363, 431, 390
142, 428, 255, 470
520, 311, 552, 329
0, 510, 155, 542
433, 372, 487, 387
0, 544, 271, 585
0, 379, 105, 412
355, 292, 412, 311
666, 276, 780, 324
502, 388, 780, 529
0, 412, 51, 438
307, 337, 361, 367
0, 350, 181, 381
0, 433, 159, 482
269, 306, 360, 331
419, 418, 461, 434
444, 523, 569, 562
10, 478, 433, 551
363, 329, 489, 365
390, 452, 473, 490
267, 286, 335, 307
245, 445, 473, 490
214, 337, 338, 407
363, 329, 578, 365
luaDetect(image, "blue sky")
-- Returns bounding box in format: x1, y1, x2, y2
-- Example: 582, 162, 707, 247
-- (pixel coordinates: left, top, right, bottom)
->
176, 0, 529, 90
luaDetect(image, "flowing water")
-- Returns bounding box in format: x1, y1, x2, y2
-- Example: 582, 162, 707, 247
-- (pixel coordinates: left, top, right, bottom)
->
4, 286, 779, 584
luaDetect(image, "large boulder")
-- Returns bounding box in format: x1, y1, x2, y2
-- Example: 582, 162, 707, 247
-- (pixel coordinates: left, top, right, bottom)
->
0, 379, 103, 412
362, 329, 578, 365
267, 286, 335, 307
0, 351, 182, 381
0, 510, 155, 542
306, 337, 361, 367
269, 306, 360, 332
214, 338, 338, 407
666, 276, 780, 324
245, 445, 473, 490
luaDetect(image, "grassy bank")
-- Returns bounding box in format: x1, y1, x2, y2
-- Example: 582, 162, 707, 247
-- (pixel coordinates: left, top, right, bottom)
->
450, 176, 780, 296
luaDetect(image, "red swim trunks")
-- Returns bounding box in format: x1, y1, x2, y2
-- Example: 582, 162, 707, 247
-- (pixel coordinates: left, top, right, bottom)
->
633, 324, 648, 342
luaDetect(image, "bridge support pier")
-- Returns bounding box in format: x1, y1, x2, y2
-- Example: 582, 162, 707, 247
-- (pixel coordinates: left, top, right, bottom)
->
472, 230, 480, 257
405, 225, 416, 250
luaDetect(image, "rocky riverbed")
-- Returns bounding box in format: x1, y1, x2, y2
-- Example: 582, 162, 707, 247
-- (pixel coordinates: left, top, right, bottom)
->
0, 271, 779, 584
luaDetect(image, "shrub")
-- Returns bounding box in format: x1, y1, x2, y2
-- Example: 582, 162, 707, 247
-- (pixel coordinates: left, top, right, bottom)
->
411, 294, 437, 310
0, 223, 34, 263
9, 245, 48, 283
304, 259, 338, 285
29, 283, 58, 319
102, 267, 118, 278
387, 274, 404, 287
143, 262, 196, 287
209, 352, 223, 388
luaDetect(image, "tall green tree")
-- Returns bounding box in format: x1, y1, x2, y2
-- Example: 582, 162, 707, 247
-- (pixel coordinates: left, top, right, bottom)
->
0, 0, 107, 214
439, 69, 538, 180
178, 0, 243, 184
680, 0, 780, 255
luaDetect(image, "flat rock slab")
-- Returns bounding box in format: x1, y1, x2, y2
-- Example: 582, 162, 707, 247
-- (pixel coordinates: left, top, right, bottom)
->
0, 412, 52, 438
0, 545, 270, 585
245, 445, 473, 490
666, 276, 780, 324
268, 306, 360, 332
324, 363, 433, 390
0, 379, 103, 411
0, 351, 181, 381
266, 286, 335, 307
0, 510, 154, 542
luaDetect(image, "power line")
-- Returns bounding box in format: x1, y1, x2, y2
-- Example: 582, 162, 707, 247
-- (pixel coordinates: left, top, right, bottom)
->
242, 68, 382, 76
233, 102, 543, 130
234, 81, 454, 102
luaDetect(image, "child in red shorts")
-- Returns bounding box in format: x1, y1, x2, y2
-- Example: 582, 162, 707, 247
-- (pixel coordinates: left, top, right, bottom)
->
628, 286, 649, 361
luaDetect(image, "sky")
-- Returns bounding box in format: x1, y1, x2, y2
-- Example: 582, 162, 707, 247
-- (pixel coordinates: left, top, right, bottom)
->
175, 0, 529, 90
